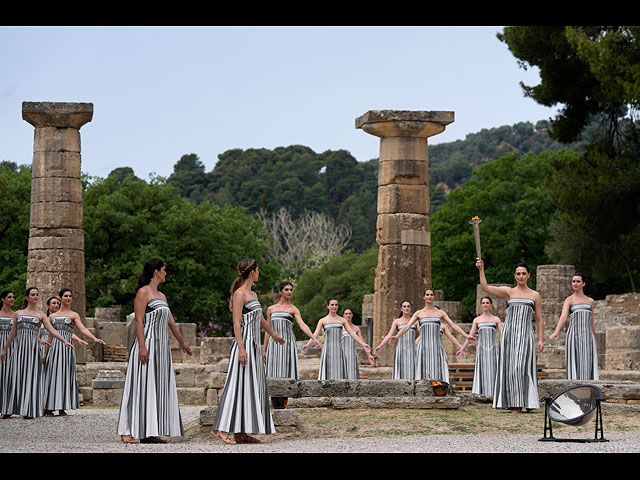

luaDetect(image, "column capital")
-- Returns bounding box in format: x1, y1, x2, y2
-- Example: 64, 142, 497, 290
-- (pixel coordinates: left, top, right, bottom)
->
355, 109, 454, 138
22, 101, 94, 129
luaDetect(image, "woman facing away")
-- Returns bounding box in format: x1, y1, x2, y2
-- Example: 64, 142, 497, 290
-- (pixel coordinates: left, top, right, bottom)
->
303, 298, 374, 380
390, 288, 475, 382
0, 287, 73, 419
476, 258, 543, 412
212, 258, 285, 445
549, 273, 599, 381
374, 300, 417, 380
263, 281, 322, 380
117, 258, 193, 444
42, 288, 106, 416
456, 296, 503, 396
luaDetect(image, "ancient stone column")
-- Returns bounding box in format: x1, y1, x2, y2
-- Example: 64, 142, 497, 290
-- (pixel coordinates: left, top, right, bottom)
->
22, 102, 93, 320
356, 110, 454, 366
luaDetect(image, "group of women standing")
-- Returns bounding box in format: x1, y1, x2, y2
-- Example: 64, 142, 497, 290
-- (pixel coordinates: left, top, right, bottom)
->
0, 286, 104, 419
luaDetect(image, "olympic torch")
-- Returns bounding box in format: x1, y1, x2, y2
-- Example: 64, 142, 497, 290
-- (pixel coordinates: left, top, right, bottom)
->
469, 216, 483, 260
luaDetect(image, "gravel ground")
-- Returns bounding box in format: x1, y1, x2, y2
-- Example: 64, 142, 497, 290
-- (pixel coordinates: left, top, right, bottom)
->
0, 406, 638, 453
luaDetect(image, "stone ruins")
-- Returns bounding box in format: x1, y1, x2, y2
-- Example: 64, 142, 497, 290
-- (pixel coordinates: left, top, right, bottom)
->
18, 103, 640, 428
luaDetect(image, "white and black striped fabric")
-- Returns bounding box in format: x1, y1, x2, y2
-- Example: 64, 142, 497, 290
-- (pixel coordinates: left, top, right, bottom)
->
212, 300, 275, 435
393, 324, 416, 380
318, 323, 345, 380
493, 298, 539, 410
0, 316, 15, 413
265, 311, 298, 379
1, 315, 44, 418
415, 318, 449, 382
39, 324, 49, 357
341, 330, 359, 380
117, 299, 183, 440
566, 303, 599, 381
43, 316, 78, 411
471, 322, 499, 395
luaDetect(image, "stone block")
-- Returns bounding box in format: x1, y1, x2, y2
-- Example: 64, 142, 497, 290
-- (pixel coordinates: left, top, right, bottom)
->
92, 388, 123, 406
31, 150, 82, 179
95, 321, 127, 345
376, 213, 429, 246
95, 307, 121, 322
30, 200, 83, 229
379, 183, 431, 214
199, 337, 234, 364
33, 126, 82, 153
27, 248, 84, 273
177, 387, 206, 405
22, 101, 94, 130
378, 159, 429, 186
378, 135, 429, 161
30, 176, 83, 204
206, 388, 218, 405
28, 232, 84, 251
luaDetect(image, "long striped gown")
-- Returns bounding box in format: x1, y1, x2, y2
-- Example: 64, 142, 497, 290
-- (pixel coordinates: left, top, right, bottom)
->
566, 303, 599, 380
415, 317, 449, 382
393, 324, 416, 380
472, 322, 499, 395
341, 330, 359, 380
265, 311, 298, 379
117, 298, 183, 439
43, 316, 79, 411
213, 300, 275, 435
493, 298, 539, 410
0, 316, 14, 413
318, 323, 345, 380
1, 315, 44, 418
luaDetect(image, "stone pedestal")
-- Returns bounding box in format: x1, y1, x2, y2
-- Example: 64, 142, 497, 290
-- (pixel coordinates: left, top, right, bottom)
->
92, 369, 125, 406
22, 102, 93, 320
356, 110, 454, 366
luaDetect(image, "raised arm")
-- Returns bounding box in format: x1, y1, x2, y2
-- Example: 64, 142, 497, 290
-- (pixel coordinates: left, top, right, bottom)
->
476, 258, 511, 299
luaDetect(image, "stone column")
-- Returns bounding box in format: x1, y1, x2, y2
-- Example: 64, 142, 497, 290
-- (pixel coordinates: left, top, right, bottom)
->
356, 110, 454, 366
22, 102, 93, 320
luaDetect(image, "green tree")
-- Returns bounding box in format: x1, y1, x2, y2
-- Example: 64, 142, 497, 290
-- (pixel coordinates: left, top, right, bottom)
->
293, 245, 378, 334
0, 162, 31, 294
83, 170, 280, 334
430, 151, 567, 318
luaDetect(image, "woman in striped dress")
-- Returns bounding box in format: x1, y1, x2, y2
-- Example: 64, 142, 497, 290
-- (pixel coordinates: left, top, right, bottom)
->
391, 289, 475, 382
549, 273, 599, 380
303, 298, 374, 380
374, 300, 418, 380
0, 290, 16, 415
456, 296, 503, 396
476, 259, 544, 412
263, 281, 322, 380
341, 308, 375, 379
40, 296, 60, 358
42, 288, 106, 416
0, 287, 73, 419
118, 258, 193, 444
212, 258, 285, 445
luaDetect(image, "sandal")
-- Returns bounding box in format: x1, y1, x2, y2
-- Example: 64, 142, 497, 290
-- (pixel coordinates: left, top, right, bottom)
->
121, 435, 139, 444
213, 430, 235, 445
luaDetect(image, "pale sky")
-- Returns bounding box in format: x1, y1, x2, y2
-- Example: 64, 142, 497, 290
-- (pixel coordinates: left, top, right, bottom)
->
1, 26, 559, 179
